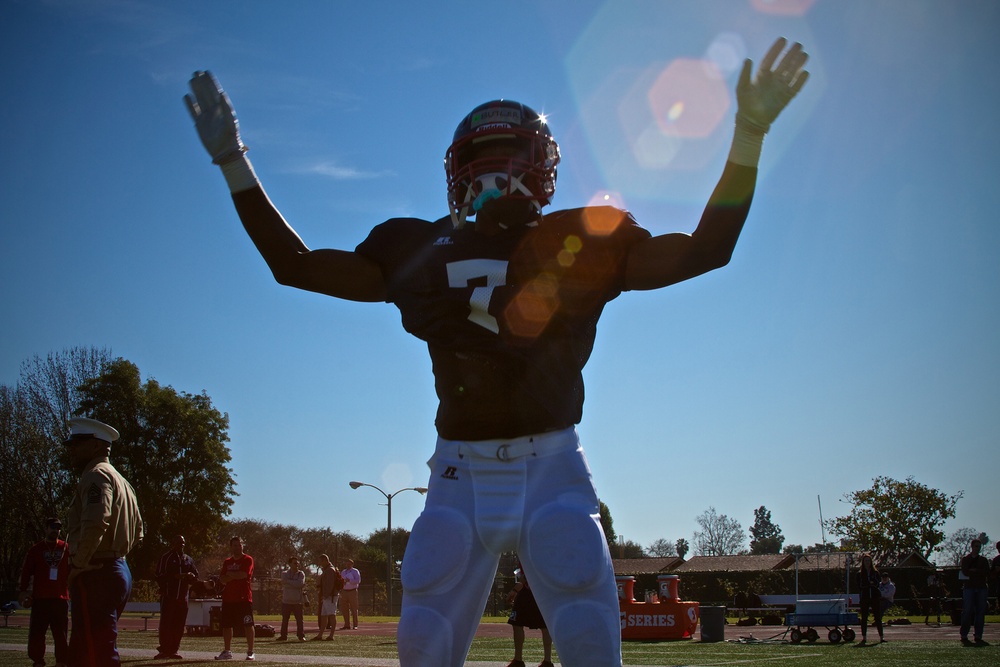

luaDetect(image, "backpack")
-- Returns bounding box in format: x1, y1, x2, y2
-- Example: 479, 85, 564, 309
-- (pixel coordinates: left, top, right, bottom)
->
333, 570, 345, 593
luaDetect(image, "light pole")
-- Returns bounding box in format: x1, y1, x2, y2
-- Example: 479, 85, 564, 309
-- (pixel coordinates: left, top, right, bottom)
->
349, 481, 427, 616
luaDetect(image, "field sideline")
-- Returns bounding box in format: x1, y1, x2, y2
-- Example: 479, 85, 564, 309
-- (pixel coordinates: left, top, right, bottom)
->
1, 617, 997, 667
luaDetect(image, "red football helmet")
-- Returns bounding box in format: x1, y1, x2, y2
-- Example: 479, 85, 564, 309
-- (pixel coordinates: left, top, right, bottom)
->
445, 100, 560, 228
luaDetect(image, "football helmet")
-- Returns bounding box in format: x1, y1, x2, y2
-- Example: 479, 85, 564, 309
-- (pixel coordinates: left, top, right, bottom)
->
445, 100, 560, 228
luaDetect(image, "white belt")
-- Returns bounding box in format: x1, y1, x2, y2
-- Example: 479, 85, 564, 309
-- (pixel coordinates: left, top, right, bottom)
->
448, 427, 578, 462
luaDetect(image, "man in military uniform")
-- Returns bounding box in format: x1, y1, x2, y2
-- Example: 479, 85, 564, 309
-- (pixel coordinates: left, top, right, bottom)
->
63, 417, 143, 667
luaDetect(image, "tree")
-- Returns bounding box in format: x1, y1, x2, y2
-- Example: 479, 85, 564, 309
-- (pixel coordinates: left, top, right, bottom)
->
937, 528, 991, 567
646, 538, 676, 558
75, 358, 238, 579
675, 538, 689, 560
298, 527, 363, 571
0, 347, 112, 592
693, 507, 745, 556
749, 506, 785, 555
598, 500, 616, 553
826, 476, 962, 565
218, 519, 298, 581
366, 526, 415, 582
782, 542, 836, 555
612, 538, 646, 559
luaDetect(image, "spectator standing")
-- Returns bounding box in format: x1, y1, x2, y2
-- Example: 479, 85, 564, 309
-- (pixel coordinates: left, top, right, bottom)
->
923, 572, 949, 625
313, 554, 341, 640
18, 518, 70, 667
992, 542, 1000, 610
215, 536, 255, 660
878, 573, 896, 615
506, 565, 553, 667
959, 538, 990, 646
155, 535, 199, 659
63, 417, 143, 667
340, 559, 361, 629
278, 556, 307, 641
857, 553, 885, 644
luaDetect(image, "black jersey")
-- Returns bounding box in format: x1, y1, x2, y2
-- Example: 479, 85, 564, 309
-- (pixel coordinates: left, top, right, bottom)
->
356, 206, 651, 440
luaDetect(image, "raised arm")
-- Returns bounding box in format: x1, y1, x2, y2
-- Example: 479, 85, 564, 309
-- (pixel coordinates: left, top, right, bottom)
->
625, 38, 809, 291
185, 71, 386, 302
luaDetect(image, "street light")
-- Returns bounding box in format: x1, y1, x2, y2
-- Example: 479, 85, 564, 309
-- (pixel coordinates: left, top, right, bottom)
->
349, 481, 427, 615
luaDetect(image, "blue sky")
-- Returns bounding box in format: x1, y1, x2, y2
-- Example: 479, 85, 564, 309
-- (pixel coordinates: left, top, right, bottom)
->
3, 0, 997, 561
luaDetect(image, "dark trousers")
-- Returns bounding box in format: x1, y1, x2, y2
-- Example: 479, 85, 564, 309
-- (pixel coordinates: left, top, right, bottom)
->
28, 598, 69, 664
158, 597, 189, 655
69, 558, 132, 667
859, 596, 883, 639
280, 603, 304, 639
960, 586, 987, 640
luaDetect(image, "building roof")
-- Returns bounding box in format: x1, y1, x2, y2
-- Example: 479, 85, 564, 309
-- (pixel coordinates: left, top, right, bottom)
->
610, 551, 936, 577
612, 557, 684, 575
896, 552, 934, 568
787, 552, 852, 571
672, 554, 793, 572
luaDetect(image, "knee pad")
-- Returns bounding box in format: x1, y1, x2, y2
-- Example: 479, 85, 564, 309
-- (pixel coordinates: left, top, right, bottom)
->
397, 605, 453, 666
548, 600, 622, 667
401, 506, 473, 595
525, 499, 609, 592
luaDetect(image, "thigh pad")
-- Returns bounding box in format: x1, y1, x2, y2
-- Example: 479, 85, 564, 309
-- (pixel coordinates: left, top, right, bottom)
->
526, 498, 608, 592
401, 506, 473, 595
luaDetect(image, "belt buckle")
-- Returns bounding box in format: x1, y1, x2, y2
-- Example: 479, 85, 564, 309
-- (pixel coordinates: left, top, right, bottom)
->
496, 444, 511, 461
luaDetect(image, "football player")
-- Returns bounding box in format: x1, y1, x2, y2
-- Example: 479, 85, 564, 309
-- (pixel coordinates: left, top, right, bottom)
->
186, 37, 807, 667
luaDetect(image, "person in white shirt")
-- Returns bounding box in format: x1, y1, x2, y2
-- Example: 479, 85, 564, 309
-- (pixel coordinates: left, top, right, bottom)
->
878, 573, 896, 615
340, 559, 361, 629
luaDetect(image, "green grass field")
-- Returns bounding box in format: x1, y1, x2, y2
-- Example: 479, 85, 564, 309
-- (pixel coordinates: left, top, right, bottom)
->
1, 617, 996, 667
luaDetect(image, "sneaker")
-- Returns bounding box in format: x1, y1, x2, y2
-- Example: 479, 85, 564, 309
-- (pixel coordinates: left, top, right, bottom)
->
506, 661, 526, 667
245, 654, 255, 661
214, 650, 233, 660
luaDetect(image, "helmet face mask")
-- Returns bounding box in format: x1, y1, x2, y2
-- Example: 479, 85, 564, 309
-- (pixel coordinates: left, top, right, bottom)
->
445, 100, 560, 228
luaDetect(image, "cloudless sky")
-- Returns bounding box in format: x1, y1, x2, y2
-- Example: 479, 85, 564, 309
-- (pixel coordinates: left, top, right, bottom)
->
3, 0, 997, 561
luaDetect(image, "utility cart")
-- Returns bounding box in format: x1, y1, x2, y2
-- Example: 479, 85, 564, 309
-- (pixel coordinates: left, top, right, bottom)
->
783, 552, 859, 643
785, 598, 858, 643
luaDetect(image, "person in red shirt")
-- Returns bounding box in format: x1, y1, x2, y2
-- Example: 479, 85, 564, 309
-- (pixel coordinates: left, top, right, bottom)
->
19, 518, 70, 667
215, 536, 255, 661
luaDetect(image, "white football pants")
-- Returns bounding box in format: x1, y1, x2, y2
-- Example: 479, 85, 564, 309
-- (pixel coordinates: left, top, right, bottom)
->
397, 427, 622, 666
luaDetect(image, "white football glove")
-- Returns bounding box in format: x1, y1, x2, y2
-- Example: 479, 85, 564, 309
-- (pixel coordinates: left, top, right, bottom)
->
184, 71, 248, 164
728, 38, 809, 166
735, 38, 809, 134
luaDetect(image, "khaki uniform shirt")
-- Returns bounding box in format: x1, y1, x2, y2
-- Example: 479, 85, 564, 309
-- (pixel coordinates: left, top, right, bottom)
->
66, 455, 143, 570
